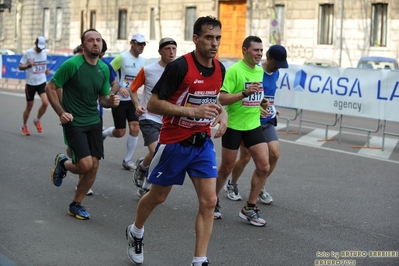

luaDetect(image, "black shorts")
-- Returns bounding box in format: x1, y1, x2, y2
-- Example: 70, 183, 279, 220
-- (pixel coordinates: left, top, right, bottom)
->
139, 119, 162, 146
111, 101, 138, 129
25, 82, 46, 102
63, 121, 103, 163
221, 126, 266, 150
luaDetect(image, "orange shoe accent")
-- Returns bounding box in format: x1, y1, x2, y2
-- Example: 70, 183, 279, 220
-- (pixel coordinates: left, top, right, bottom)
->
34, 120, 43, 133
21, 125, 30, 136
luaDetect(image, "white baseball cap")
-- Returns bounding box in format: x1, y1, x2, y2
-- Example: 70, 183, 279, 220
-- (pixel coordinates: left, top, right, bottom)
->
131, 33, 147, 43
37, 36, 46, 49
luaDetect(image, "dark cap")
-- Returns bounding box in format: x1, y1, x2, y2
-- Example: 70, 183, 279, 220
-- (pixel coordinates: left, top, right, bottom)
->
267, 44, 288, 69
159, 37, 177, 50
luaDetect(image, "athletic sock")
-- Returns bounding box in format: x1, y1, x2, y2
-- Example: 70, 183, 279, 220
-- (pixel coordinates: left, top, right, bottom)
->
70, 201, 81, 207
131, 223, 144, 239
142, 179, 151, 190
246, 202, 256, 209
102, 126, 115, 138
124, 135, 138, 162
140, 161, 148, 171
192, 257, 207, 266
60, 159, 68, 172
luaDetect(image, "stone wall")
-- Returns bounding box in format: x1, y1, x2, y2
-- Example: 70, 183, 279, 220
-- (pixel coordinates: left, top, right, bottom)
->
1, 0, 398, 68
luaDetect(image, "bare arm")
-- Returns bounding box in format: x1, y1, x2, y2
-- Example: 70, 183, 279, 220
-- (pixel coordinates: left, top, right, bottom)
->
211, 101, 228, 138
218, 82, 262, 106
147, 93, 220, 120
110, 79, 120, 95
18, 58, 34, 71
45, 81, 73, 123
129, 90, 140, 109
218, 91, 245, 106
99, 94, 120, 108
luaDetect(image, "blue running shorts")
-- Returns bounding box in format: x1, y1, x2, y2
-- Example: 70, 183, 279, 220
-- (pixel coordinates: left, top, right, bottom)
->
148, 137, 218, 186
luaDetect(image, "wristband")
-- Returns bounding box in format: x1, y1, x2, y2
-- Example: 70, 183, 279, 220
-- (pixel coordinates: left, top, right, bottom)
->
242, 90, 248, 98
27, 64, 32, 69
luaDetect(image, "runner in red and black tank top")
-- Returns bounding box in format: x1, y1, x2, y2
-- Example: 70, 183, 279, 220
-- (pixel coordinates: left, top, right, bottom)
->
151, 51, 225, 144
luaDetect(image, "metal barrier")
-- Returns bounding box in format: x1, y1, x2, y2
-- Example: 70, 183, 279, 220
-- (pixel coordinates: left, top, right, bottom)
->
275, 108, 398, 152
276, 107, 299, 134
0, 78, 24, 90
298, 109, 338, 141
382, 120, 399, 151
338, 114, 381, 148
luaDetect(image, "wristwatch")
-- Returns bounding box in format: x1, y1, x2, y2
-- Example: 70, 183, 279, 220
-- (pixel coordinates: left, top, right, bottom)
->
242, 90, 248, 98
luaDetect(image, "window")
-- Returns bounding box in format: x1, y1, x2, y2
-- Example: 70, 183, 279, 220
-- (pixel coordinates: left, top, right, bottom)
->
55, 7, 62, 40
118, 9, 127, 39
80, 10, 84, 37
185, 7, 196, 41
270, 5, 285, 44
0, 11, 4, 39
150, 8, 155, 40
90, 10, 96, 29
371, 3, 387, 47
43, 8, 50, 39
318, 4, 334, 45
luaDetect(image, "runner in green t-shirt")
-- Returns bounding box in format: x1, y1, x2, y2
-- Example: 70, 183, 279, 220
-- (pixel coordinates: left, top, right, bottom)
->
46, 29, 120, 220
215, 36, 270, 227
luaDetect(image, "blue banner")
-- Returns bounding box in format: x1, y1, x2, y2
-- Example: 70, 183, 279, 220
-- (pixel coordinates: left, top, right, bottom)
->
1, 55, 116, 80
1, 54, 71, 80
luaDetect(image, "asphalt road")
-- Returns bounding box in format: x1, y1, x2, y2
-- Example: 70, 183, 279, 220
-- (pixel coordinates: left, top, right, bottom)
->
0, 91, 398, 266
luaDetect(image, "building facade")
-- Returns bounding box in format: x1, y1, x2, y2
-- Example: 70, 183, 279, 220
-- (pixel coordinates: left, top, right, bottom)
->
0, 0, 398, 67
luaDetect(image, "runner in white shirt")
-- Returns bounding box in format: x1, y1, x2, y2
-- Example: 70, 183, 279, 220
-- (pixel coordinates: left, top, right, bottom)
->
129, 37, 177, 197
102, 33, 147, 171
19, 36, 50, 135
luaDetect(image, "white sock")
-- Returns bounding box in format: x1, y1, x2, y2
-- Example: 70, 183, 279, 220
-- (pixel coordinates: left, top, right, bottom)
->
192, 257, 207, 266
102, 126, 115, 138
124, 135, 138, 162
140, 161, 148, 170
131, 223, 144, 239
34, 118, 39, 122
142, 179, 151, 190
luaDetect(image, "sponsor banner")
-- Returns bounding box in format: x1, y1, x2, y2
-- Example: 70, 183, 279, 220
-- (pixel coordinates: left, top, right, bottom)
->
275, 65, 399, 122
0, 55, 71, 81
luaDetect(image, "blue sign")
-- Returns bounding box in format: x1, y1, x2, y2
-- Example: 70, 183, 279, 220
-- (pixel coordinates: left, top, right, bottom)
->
1, 54, 70, 80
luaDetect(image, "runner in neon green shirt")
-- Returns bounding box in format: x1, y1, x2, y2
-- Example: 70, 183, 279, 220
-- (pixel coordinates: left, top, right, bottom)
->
216, 36, 270, 227
220, 59, 263, 130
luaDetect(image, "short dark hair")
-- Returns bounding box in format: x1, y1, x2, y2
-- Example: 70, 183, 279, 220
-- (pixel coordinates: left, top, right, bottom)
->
81, 28, 100, 44
242, 36, 262, 49
193, 16, 222, 37
102, 39, 108, 53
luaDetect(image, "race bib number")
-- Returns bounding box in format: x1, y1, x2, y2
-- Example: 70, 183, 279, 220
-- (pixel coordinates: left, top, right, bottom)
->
122, 74, 136, 88
32, 63, 46, 74
242, 82, 263, 107
178, 94, 217, 128
264, 95, 276, 115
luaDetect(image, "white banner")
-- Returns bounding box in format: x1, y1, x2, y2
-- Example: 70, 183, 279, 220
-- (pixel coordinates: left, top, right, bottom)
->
275, 65, 399, 122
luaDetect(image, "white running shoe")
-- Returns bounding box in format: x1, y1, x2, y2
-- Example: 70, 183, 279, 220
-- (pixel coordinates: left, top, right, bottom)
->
224, 181, 242, 201
122, 160, 136, 171
126, 225, 144, 264
258, 189, 273, 204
